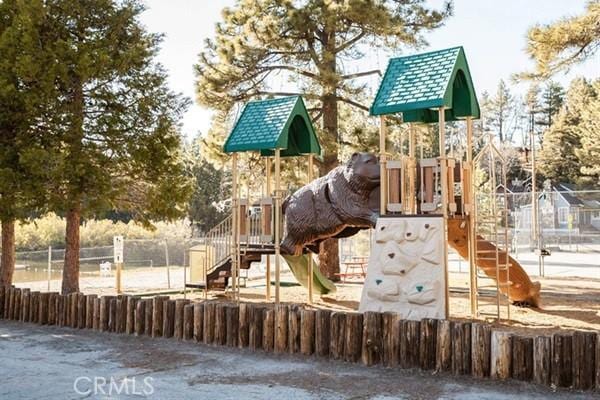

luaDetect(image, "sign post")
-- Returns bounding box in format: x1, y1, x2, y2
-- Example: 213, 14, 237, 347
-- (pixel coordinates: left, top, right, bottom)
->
114, 236, 124, 293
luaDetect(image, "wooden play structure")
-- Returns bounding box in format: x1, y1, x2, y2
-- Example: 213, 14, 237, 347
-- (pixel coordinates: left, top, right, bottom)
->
368, 46, 540, 320
186, 96, 332, 304
188, 46, 540, 321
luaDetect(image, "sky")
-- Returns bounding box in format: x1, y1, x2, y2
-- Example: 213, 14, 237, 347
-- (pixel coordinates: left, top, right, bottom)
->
140, 0, 600, 140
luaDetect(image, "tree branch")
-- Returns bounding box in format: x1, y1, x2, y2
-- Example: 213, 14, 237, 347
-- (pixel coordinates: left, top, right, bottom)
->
336, 96, 369, 112
335, 30, 366, 53
341, 69, 382, 80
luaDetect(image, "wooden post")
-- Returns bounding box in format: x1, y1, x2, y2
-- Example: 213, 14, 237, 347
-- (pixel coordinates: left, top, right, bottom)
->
20, 289, 30, 323
135, 299, 145, 336
419, 318, 438, 370
231, 153, 239, 300
315, 309, 331, 357
226, 304, 239, 347
344, 312, 363, 363
56, 294, 63, 326
451, 321, 471, 375
400, 320, 420, 369
572, 331, 596, 390
533, 336, 552, 387
491, 331, 512, 380
174, 299, 189, 340
238, 302, 249, 348
300, 308, 316, 356
152, 296, 166, 337
330, 312, 346, 361
435, 320, 452, 372
93, 297, 100, 330
274, 304, 288, 353
262, 308, 275, 352
249, 304, 265, 351
379, 116, 388, 214
13, 288, 21, 321
0, 286, 5, 318
552, 333, 573, 388
307, 154, 314, 304
264, 157, 272, 301
126, 296, 137, 334
76, 293, 86, 329
100, 296, 111, 331
108, 297, 117, 332
86, 295, 97, 329
48, 292, 58, 325
438, 107, 450, 318
7, 287, 14, 320
274, 148, 282, 304
183, 303, 194, 340
361, 312, 383, 366
215, 302, 227, 345
30, 291, 40, 324
38, 292, 49, 325
162, 299, 176, 338
203, 301, 215, 345
511, 335, 534, 381
382, 312, 400, 367
288, 304, 301, 354
471, 322, 491, 378
466, 116, 477, 317
596, 333, 600, 391
144, 299, 153, 336
193, 303, 204, 342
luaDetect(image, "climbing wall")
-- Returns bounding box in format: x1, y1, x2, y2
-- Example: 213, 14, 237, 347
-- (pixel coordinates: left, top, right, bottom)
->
359, 216, 446, 320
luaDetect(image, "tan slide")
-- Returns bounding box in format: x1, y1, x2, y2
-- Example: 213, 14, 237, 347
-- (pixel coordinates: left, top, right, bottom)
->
447, 217, 541, 307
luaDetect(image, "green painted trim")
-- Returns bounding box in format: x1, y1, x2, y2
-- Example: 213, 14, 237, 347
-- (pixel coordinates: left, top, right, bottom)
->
223, 96, 321, 157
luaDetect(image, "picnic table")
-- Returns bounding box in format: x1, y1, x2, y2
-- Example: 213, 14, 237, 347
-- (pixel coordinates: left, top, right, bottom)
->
336, 256, 369, 283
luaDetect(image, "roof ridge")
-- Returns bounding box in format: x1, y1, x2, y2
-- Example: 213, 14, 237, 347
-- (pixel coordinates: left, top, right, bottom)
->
387, 45, 462, 62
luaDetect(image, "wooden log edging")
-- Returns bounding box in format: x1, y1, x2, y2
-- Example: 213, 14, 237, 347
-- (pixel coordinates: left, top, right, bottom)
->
0, 290, 598, 392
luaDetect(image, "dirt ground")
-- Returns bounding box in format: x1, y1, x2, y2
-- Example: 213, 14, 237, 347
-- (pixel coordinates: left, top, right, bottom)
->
0, 321, 589, 399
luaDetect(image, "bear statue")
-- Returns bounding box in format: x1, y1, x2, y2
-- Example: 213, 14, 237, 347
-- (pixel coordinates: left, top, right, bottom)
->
280, 152, 380, 255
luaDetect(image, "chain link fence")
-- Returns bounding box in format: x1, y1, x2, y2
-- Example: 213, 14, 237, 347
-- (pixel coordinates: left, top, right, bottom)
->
12, 238, 204, 294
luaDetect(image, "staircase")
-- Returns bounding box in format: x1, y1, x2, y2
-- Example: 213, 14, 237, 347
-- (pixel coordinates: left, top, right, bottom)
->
187, 214, 275, 292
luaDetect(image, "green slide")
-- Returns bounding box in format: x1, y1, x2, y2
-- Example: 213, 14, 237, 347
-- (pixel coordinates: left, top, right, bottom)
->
282, 254, 337, 295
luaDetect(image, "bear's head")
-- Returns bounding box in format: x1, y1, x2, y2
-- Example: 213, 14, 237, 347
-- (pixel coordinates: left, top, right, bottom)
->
344, 152, 380, 192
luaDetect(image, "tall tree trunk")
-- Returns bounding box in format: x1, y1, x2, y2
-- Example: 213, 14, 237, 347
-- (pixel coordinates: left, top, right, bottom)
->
61, 205, 81, 294
0, 219, 16, 286
317, 24, 341, 280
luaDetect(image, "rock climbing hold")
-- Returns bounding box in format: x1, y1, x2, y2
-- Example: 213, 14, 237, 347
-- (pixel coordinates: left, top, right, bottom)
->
416, 285, 423, 292
375, 279, 382, 285
388, 253, 395, 259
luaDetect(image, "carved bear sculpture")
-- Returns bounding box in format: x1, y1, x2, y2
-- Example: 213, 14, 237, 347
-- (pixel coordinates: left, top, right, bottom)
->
281, 152, 380, 255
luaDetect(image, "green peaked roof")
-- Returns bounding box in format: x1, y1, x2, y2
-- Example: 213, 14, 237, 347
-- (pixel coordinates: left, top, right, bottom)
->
223, 96, 321, 157
370, 46, 480, 123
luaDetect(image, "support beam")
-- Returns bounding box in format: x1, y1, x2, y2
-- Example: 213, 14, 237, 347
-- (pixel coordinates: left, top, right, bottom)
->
231, 153, 239, 300
265, 157, 272, 301
438, 107, 450, 319
274, 148, 282, 304
379, 116, 388, 214
466, 116, 477, 317
307, 154, 314, 304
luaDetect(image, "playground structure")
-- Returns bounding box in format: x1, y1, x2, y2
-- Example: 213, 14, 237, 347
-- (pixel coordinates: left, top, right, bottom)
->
187, 46, 541, 321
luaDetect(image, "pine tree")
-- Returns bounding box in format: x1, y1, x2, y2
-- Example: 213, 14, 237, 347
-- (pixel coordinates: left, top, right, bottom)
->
481, 80, 516, 142
539, 78, 594, 184
0, 0, 56, 285
28, 0, 192, 294
185, 136, 230, 235
521, 1, 600, 78
536, 81, 564, 130
575, 79, 600, 185
195, 0, 451, 278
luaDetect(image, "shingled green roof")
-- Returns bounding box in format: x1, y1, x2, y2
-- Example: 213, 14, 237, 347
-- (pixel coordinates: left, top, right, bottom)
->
370, 46, 480, 123
223, 96, 321, 157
